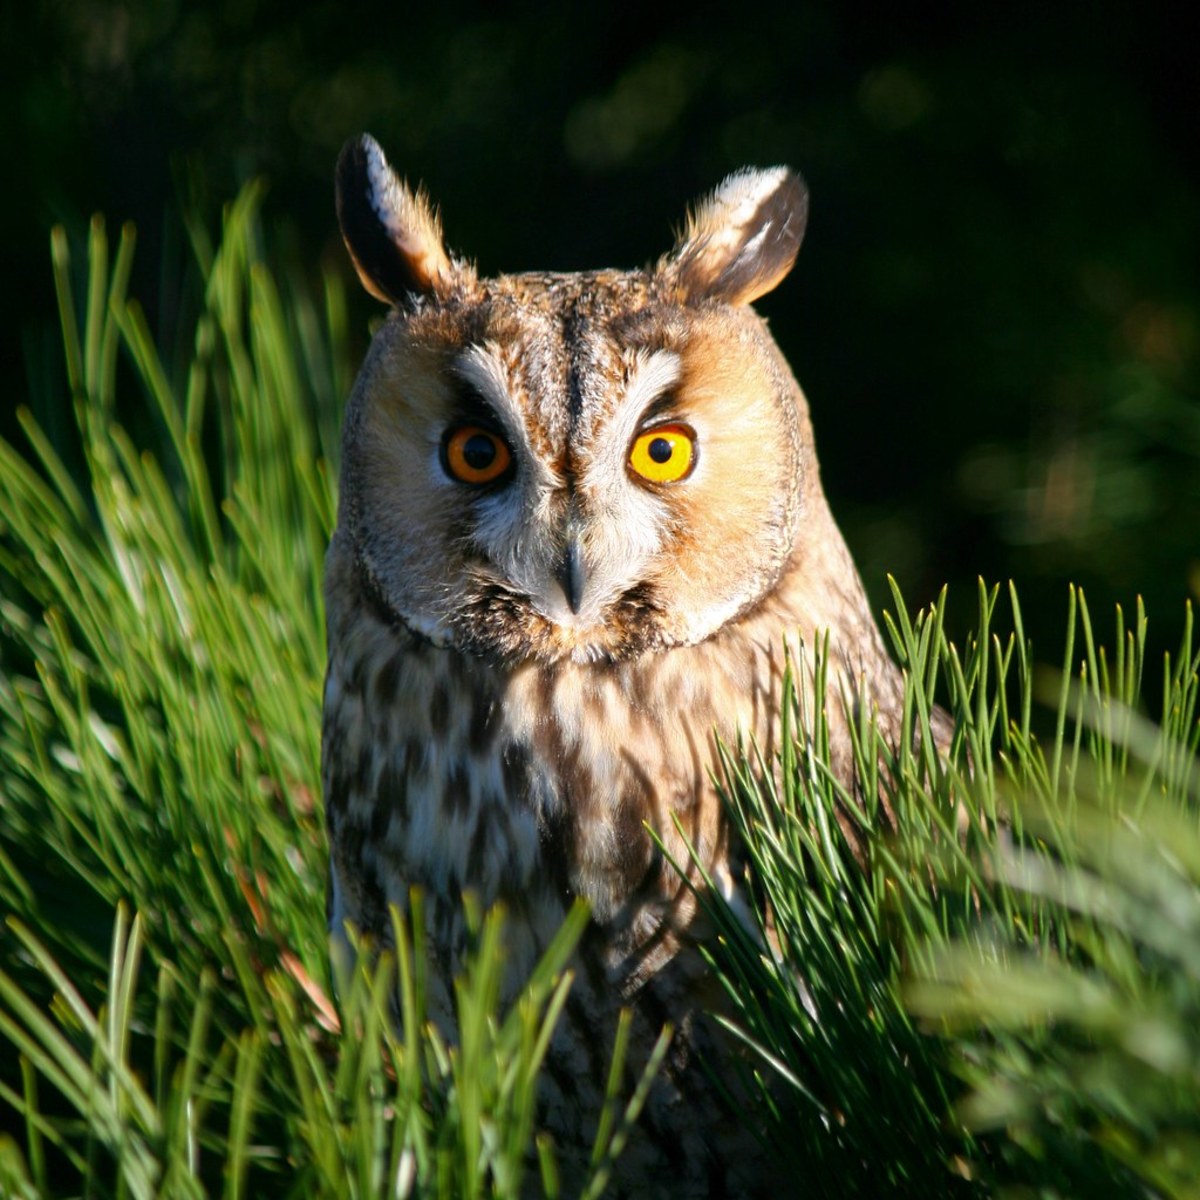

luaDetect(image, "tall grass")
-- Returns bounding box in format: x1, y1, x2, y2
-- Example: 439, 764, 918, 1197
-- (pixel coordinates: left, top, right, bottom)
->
703, 584, 1199, 1197
0, 191, 1196, 1197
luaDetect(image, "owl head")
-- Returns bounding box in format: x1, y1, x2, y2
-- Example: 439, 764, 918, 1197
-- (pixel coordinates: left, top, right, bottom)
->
334, 135, 815, 666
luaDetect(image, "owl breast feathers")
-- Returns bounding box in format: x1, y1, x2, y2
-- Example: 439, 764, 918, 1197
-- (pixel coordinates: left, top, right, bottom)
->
323, 134, 914, 1197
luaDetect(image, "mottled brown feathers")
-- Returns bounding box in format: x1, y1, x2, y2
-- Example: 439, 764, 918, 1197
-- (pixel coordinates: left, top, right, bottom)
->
325, 136, 916, 1197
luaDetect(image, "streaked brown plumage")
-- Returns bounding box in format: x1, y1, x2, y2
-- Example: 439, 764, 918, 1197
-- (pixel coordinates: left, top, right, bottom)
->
323, 134, 916, 1197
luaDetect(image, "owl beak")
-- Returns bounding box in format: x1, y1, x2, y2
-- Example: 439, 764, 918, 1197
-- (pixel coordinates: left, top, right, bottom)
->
557, 537, 586, 615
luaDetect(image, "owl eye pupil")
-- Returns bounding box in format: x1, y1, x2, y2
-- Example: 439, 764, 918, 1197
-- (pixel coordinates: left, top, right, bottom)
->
462, 434, 497, 470
648, 437, 674, 464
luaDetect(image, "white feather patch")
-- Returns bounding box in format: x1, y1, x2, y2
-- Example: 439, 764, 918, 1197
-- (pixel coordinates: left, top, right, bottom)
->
689, 166, 792, 254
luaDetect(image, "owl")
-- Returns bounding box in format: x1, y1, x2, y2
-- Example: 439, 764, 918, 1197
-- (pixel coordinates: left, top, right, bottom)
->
323, 134, 915, 1197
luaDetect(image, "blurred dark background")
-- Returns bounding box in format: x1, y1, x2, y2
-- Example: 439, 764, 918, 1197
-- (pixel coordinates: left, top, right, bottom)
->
7, 0, 1200, 661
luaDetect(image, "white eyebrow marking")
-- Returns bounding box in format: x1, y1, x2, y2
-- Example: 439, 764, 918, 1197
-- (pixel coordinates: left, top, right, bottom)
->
576, 348, 684, 505
455, 343, 523, 430
454, 342, 559, 488
608, 349, 683, 452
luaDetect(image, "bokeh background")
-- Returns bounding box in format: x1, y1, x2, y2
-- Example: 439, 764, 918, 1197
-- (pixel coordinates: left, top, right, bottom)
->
8, 0, 1200, 660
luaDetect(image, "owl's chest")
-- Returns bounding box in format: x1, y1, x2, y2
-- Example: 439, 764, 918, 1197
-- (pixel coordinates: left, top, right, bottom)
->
324, 621, 750, 937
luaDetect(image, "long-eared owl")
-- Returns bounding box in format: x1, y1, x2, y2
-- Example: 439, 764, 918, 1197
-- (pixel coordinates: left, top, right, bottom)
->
323, 134, 914, 1197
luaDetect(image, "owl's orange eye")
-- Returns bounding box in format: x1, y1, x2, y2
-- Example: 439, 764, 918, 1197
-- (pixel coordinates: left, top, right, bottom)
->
442, 426, 513, 485
628, 423, 696, 484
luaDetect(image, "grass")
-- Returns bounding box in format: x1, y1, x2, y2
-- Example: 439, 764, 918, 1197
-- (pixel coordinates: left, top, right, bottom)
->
0, 188, 1197, 1198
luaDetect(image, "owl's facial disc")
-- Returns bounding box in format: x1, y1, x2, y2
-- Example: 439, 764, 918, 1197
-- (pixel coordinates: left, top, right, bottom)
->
445, 344, 688, 653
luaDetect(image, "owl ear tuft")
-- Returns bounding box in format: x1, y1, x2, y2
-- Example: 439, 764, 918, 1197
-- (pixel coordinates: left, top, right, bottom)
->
661, 167, 808, 306
336, 134, 461, 305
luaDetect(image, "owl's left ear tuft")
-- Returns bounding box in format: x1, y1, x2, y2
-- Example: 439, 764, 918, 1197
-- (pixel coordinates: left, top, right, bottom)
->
660, 167, 808, 306
336, 134, 464, 305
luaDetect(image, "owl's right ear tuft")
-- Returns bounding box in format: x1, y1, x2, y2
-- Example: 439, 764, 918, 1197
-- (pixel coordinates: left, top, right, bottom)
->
336, 134, 462, 305
661, 167, 808, 306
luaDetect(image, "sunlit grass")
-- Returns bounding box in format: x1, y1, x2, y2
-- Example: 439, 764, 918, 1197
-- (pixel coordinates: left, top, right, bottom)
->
1, 191, 1197, 1197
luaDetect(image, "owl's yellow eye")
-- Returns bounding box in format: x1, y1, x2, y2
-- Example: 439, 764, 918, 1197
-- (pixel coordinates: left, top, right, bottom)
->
628, 423, 696, 484
443, 426, 513, 485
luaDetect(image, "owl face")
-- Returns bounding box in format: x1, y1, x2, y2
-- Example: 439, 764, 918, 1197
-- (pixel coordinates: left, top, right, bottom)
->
336, 138, 812, 666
